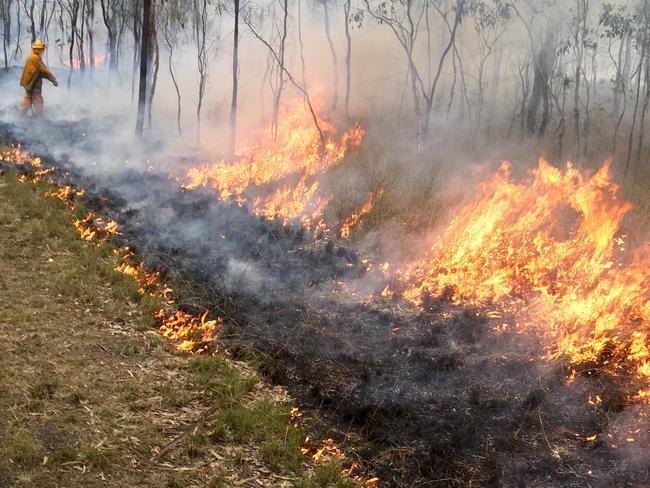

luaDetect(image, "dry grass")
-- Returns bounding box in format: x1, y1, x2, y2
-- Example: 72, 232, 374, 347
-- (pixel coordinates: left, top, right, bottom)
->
0, 166, 357, 487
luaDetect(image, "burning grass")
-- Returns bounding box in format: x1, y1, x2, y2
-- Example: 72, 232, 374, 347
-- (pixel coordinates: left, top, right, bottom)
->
182, 99, 365, 234
396, 160, 650, 405
0, 156, 370, 486
5, 106, 648, 484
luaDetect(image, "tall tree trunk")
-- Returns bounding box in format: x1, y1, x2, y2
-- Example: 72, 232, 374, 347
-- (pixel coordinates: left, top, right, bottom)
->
271, 0, 288, 140
343, 0, 351, 120
2, 0, 12, 68
194, 0, 208, 145
86, 0, 94, 70
526, 31, 555, 137
131, 0, 141, 102
624, 47, 645, 178
162, 21, 181, 134
229, 0, 239, 155
612, 33, 626, 120
67, 0, 79, 89
572, 0, 587, 166
38, 0, 45, 35
635, 54, 650, 166
135, 0, 151, 137
297, 0, 307, 88
322, 0, 338, 112
423, 0, 463, 136
12, 0, 20, 62
146, 14, 158, 130
25, 0, 35, 42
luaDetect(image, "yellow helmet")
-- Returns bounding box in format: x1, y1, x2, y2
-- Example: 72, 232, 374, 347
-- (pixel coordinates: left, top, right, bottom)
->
32, 39, 46, 50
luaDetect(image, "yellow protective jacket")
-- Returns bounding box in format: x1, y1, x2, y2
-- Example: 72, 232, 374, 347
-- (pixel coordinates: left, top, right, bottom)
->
20, 52, 56, 92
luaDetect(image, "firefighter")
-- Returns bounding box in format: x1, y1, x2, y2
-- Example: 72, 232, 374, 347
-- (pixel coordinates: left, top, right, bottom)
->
18, 39, 58, 118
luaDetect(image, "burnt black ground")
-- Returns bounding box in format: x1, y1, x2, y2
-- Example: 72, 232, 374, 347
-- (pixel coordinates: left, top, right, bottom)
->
0, 116, 648, 487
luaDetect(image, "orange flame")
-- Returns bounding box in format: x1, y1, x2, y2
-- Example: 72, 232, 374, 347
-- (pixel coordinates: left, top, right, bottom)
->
159, 310, 220, 353
183, 99, 364, 230
340, 190, 383, 238
399, 159, 649, 401
62, 53, 106, 69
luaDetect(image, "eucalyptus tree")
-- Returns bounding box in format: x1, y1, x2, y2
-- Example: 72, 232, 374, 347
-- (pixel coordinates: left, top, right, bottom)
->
1, 0, 12, 68
160, 0, 185, 134
361, 0, 465, 149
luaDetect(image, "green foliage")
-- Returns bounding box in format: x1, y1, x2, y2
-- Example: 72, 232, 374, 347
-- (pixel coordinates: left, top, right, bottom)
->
600, 3, 636, 39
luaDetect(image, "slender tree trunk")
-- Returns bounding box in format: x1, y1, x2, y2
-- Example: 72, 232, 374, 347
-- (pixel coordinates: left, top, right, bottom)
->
635, 55, 650, 166
25, 0, 35, 42
85, 0, 94, 70
447, 47, 457, 118
624, 49, 645, 178
572, 0, 587, 166
195, 0, 208, 145
38, 0, 45, 35
67, 0, 79, 89
12, 0, 20, 62
297, 0, 307, 88
229, 0, 239, 155
77, 0, 85, 73
557, 74, 569, 159
343, 0, 351, 120
271, 0, 288, 140
612, 33, 625, 120
131, 0, 141, 102
135, 0, 151, 137
424, 0, 463, 135
164, 34, 181, 135
2, 0, 11, 68
322, 0, 338, 112
146, 15, 158, 129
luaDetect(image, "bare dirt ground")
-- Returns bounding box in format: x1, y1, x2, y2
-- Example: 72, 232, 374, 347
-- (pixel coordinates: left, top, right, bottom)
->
0, 169, 354, 488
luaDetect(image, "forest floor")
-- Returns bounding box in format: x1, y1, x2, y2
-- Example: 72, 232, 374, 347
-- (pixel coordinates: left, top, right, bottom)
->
0, 166, 357, 487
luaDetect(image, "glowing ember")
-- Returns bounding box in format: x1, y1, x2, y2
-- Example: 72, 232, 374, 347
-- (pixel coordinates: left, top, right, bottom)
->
183, 99, 364, 230
399, 160, 650, 401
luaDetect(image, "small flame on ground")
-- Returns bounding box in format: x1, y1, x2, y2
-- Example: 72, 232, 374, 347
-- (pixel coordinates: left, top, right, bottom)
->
0, 145, 219, 354
340, 190, 383, 239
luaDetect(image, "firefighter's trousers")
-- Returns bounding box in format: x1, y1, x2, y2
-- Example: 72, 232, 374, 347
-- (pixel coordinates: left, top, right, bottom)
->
18, 89, 44, 118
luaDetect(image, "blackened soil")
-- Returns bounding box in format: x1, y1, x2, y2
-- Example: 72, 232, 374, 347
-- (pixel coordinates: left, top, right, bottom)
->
0, 119, 647, 488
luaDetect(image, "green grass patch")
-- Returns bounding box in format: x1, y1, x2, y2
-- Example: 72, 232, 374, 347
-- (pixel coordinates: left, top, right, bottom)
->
1, 429, 44, 467
189, 355, 257, 403
297, 460, 358, 488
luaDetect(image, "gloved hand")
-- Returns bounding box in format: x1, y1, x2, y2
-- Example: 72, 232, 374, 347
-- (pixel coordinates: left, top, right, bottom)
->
53, 80, 59, 87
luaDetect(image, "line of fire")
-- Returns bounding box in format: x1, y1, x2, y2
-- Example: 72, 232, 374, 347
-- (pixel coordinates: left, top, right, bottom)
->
1, 0, 649, 486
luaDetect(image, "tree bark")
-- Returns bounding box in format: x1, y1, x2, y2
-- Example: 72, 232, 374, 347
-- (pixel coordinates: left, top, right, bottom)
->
229, 0, 239, 155
343, 0, 351, 120
271, 0, 288, 140
135, 0, 151, 137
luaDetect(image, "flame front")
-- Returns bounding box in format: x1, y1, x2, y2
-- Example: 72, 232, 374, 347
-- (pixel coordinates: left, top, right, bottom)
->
399, 160, 650, 400
184, 99, 364, 230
